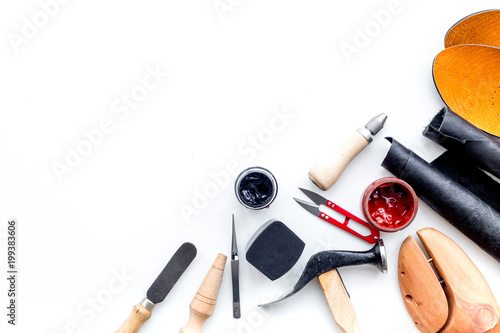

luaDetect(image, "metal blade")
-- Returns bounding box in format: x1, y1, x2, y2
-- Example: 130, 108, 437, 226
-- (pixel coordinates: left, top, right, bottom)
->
146, 242, 197, 304
231, 214, 238, 255
231, 214, 241, 318
293, 197, 322, 217
259, 251, 338, 307
298, 187, 329, 206
259, 269, 345, 307
258, 289, 296, 307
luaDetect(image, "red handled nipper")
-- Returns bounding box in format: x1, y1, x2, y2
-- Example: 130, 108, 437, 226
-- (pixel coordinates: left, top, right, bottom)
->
294, 187, 380, 244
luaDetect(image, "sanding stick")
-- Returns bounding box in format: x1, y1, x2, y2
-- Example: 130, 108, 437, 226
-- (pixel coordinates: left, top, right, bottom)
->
180, 253, 227, 333
116, 243, 197, 333
309, 113, 387, 191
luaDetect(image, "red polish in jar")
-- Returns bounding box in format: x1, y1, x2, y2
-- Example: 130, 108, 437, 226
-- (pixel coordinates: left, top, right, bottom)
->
362, 177, 418, 232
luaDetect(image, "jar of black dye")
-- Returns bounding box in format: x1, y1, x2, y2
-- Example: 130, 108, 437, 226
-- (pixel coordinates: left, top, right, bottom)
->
235, 167, 278, 210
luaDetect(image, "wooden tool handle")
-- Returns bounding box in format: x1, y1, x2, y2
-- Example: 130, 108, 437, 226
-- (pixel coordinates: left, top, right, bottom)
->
309, 131, 369, 191
180, 253, 227, 333
115, 303, 152, 333
319, 270, 362, 333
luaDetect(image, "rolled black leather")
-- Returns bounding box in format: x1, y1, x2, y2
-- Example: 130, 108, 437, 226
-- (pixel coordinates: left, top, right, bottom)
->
382, 138, 500, 263
423, 108, 500, 179
431, 151, 500, 213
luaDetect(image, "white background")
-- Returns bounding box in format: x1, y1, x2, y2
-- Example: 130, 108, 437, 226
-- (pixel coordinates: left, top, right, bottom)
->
1, 1, 500, 332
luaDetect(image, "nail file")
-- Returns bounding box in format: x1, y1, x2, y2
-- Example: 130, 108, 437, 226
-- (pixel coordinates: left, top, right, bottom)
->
115, 242, 197, 333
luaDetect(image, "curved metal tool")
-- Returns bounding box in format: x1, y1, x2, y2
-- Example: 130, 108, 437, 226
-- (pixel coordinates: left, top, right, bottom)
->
259, 239, 387, 307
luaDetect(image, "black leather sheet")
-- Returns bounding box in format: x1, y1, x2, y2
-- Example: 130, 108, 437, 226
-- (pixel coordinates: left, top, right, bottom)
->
423, 108, 500, 179
382, 138, 500, 263
431, 151, 500, 213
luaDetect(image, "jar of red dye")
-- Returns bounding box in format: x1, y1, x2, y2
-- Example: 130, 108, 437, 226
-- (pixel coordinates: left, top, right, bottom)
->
362, 177, 418, 232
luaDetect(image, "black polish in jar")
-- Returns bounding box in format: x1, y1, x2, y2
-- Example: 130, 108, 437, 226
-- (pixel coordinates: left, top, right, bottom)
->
235, 167, 278, 210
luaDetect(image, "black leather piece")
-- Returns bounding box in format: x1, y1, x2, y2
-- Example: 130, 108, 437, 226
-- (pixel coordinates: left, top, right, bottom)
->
431, 151, 500, 213
382, 138, 500, 263
423, 107, 500, 179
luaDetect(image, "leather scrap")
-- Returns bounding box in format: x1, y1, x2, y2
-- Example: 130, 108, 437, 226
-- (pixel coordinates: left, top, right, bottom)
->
382, 137, 500, 263
423, 107, 500, 179
431, 150, 500, 213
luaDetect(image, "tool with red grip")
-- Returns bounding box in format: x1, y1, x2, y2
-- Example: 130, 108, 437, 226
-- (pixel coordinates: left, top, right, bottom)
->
294, 187, 380, 244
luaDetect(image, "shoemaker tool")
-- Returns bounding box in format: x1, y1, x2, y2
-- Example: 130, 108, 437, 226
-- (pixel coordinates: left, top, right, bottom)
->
252, 219, 381, 333
399, 228, 500, 333
116, 242, 197, 333
180, 253, 227, 333
308, 113, 387, 191
294, 187, 380, 244
259, 240, 387, 322
231, 214, 241, 319
288, 187, 384, 332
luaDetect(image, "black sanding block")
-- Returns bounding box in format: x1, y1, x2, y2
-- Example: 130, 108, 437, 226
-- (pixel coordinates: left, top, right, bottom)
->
246, 220, 305, 281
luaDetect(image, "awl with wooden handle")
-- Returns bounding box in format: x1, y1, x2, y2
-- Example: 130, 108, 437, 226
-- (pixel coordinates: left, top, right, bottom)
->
180, 253, 227, 333
308, 113, 387, 191
116, 242, 197, 333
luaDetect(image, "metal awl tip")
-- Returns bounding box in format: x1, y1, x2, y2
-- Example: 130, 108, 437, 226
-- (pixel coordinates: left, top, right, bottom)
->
231, 214, 238, 256
231, 214, 241, 319
365, 113, 388, 136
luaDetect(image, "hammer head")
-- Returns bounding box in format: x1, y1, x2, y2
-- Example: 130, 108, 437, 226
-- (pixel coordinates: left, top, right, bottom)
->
259, 239, 387, 306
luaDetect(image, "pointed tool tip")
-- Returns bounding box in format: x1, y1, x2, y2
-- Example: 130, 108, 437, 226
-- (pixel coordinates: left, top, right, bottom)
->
293, 197, 308, 205
298, 187, 312, 195
376, 113, 388, 124
365, 113, 388, 135
258, 290, 295, 307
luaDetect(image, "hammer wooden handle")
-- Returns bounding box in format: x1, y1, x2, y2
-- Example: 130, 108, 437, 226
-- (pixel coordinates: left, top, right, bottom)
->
115, 303, 152, 333
309, 131, 370, 191
319, 270, 362, 333
180, 253, 227, 333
